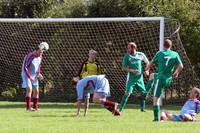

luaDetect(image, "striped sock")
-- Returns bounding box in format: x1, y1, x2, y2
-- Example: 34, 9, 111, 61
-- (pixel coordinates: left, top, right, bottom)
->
26, 97, 31, 110
119, 95, 129, 112
33, 98, 39, 110
153, 105, 160, 121
146, 80, 153, 94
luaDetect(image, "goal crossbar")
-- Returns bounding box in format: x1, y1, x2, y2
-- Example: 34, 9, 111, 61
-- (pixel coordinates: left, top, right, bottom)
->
0, 17, 164, 22
0, 17, 165, 50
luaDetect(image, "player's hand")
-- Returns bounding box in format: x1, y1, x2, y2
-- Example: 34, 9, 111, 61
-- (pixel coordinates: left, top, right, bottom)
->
144, 70, 149, 76
38, 73, 44, 81
72, 77, 80, 83
130, 69, 139, 74
30, 77, 34, 82
172, 72, 179, 79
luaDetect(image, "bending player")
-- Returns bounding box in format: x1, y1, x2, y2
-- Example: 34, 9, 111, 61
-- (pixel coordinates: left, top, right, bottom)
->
75, 75, 120, 116
161, 87, 200, 122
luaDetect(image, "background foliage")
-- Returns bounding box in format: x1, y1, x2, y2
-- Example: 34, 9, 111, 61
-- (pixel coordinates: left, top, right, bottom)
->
0, 0, 199, 101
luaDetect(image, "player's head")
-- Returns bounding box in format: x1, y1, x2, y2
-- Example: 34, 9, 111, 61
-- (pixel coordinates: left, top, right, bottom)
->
189, 87, 200, 99
164, 39, 172, 50
71, 77, 80, 86
88, 49, 97, 61
127, 42, 137, 54
35, 42, 49, 56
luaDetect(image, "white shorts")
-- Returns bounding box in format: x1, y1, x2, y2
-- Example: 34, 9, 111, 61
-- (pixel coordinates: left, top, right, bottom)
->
22, 75, 39, 89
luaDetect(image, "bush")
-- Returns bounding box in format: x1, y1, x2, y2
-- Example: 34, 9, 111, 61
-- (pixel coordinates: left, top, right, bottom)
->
1, 87, 17, 99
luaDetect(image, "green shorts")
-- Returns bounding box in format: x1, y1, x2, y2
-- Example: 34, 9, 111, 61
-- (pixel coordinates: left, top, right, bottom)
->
125, 76, 146, 95
152, 73, 172, 97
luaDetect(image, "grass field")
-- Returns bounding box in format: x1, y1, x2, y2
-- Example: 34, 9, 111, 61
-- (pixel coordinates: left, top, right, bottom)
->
0, 101, 199, 133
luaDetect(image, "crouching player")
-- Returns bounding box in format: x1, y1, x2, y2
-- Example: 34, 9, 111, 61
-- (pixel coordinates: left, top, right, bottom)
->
161, 87, 200, 122
75, 75, 120, 116
21, 42, 49, 111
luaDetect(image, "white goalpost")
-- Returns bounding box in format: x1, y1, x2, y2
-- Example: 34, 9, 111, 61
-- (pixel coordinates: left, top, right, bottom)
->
0, 17, 165, 50
0, 17, 194, 102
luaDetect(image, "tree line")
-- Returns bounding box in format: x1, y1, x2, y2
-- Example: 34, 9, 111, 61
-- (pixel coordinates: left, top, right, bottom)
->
0, 0, 199, 78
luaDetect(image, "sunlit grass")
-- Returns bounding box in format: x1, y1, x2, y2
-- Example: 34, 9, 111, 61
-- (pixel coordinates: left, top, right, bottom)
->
0, 101, 199, 133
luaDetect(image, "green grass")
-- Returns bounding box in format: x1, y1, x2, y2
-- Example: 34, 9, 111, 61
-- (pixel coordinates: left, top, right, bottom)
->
0, 101, 199, 133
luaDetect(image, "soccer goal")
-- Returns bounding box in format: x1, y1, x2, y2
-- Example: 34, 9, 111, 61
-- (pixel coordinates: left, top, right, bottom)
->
0, 17, 198, 102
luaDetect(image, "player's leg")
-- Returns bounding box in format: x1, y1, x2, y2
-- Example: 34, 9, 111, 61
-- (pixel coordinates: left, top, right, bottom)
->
26, 87, 32, 111
182, 114, 196, 121
136, 80, 147, 112
93, 92, 118, 114
76, 84, 84, 116
146, 73, 155, 95
119, 81, 134, 112
161, 111, 187, 121
24, 78, 32, 111
160, 110, 173, 121
32, 89, 39, 111
32, 80, 39, 111
84, 93, 90, 116
165, 112, 175, 121
153, 97, 161, 121
76, 100, 82, 116
152, 78, 164, 121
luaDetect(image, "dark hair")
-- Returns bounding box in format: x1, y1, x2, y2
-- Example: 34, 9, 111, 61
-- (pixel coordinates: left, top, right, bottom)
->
164, 39, 172, 49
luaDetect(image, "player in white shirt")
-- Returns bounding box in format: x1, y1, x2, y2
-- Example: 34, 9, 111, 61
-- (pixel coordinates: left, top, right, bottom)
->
21, 42, 49, 111
161, 87, 200, 121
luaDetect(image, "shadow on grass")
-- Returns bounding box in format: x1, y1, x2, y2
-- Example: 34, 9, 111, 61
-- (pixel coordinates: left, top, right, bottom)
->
0, 101, 181, 111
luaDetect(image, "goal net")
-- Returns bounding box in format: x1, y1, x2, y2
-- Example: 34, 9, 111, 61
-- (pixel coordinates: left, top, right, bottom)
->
0, 17, 199, 102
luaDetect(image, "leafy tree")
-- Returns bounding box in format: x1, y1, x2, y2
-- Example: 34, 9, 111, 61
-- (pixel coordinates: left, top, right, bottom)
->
139, 0, 200, 78
0, 0, 56, 18
42, 0, 87, 18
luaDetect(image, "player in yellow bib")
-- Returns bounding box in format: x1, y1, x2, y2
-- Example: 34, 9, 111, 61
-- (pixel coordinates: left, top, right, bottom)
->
119, 42, 149, 113
145, 39, 183, 121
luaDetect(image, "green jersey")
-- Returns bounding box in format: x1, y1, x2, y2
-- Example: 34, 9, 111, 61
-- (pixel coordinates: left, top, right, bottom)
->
122, 52, 149, 78
152, 50, 182, 78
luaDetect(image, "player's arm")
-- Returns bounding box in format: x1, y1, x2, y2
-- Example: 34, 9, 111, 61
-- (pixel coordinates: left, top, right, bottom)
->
83, 80, 94, 116
145, 51, 159, 72
122, 66, 139, 74
142, 53, 150, 76
23, 53, 34, 81
96, 60, 103, 74
145, 60, 153, 72
76, 100, 82, 116
37, 58, 43, 80
75, 60, 87, 78
172, 64, 183, 78
172, 54, 183, 79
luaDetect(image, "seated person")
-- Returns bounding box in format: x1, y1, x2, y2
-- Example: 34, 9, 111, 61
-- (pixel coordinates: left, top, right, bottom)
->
161, 87, 200, 121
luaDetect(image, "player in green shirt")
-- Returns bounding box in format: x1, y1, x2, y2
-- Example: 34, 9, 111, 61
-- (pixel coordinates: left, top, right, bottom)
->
145, 39, 183, 121
119, 42, 149, 113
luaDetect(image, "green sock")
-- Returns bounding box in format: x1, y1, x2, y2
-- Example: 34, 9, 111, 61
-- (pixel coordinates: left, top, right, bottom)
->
146, 80, 153, 94
153, 105, 160, 121
140, 99, 145, 112
119, 95, 129, 111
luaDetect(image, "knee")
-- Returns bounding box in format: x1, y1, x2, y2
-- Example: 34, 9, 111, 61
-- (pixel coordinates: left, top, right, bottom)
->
26, 88, 32, 94
33, 89, 39, 96
138, 93, 147, 100
125, 93, 131, 97
153, 97, 160, 105
93, 97, 100, 103
149, 73, 154, 80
